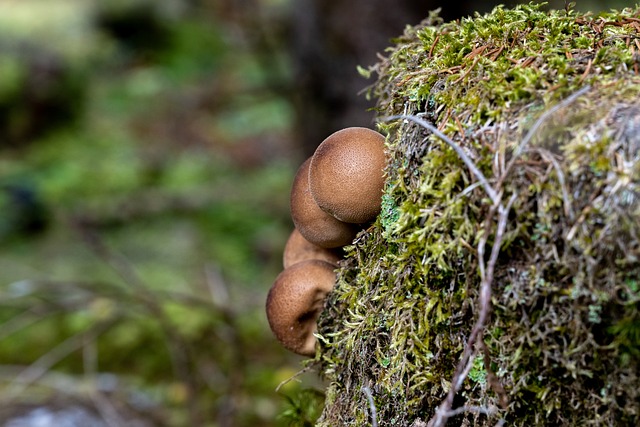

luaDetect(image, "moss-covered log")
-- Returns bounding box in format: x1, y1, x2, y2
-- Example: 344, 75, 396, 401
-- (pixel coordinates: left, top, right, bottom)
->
316, 3, 640, 426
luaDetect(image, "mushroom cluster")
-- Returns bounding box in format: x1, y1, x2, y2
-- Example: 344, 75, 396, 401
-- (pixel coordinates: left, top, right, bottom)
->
266, 127, 387, 356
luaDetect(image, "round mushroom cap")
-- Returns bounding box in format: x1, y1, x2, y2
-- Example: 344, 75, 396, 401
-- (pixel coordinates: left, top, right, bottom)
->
309, 127, 387, 224
283, 228, 341, 269
266, 260, 336, 356
290, 158, 360, 248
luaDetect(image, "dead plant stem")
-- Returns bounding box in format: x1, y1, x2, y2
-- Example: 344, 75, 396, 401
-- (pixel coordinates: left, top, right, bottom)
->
504, 85, 590, 179
384, 113, 518, 426
75, 223, 203, 426
383, 115, 500, 205
6, 318, 117, 397
428, 194, 516, 427
362, 386, 378, 427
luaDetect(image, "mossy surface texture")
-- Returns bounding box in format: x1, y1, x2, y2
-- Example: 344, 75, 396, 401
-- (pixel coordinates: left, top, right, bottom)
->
316, 3, 640, 426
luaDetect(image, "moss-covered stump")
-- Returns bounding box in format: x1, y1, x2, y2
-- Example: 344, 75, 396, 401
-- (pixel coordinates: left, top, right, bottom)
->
316, 4, 640, 426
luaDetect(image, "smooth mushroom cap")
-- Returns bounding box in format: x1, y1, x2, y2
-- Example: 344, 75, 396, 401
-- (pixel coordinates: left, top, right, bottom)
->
266, 260, 336, 356
283, 228, 341, 269
309, 127, 387, 224
290, 158, 360, 248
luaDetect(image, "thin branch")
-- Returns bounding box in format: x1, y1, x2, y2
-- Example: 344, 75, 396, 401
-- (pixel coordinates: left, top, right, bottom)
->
202, 267, 246, 427
506, 85, 591, 175
455, 348, 480, 391
535, 147, 576, 221
0, 365, 81, 394
383, 82, 587, 427
205, 264, 231, 309
73, 223, 203, 426
428, 194, 516, 427
382, 114, 500, 205
362, 386, 378, 427
0, 308, 45, 341
442, 404, 499, 417
479, 340, 508, 409
275, 365, 313, 393
90, 391, 129, 427
383, 109, 518, 426
5, 318, 117, 398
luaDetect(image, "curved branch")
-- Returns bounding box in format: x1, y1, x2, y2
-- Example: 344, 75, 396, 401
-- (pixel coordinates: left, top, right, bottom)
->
382, 114, 500, 205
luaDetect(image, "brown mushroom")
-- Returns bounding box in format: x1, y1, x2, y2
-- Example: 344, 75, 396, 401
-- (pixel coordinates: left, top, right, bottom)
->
309, 127, 386, 224
290, 157, 360, 248
283, 228, 341, 269
266, 260, 336, 356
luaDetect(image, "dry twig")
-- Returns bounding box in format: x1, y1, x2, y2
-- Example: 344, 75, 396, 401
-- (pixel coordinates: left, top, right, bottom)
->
275, 365, 314, 393
74, 223, 204, 426
428, 194, 516, 427
5, 319, 117, 397
383, 113, 519, 426
383, 114, 500, 205
505, 85, 591, 177
362, 386, 378, 427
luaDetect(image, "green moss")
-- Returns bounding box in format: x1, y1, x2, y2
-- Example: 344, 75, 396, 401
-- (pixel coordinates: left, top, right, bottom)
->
468, 355, 487, 386
317, 3, 640, 426
380, 192, 400, 239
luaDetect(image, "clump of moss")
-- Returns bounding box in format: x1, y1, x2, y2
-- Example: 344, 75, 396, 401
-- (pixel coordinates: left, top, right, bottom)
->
317, 3, 640, 426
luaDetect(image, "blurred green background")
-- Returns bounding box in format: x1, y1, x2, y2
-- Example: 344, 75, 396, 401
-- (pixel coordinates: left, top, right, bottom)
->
0, 0, 631, 426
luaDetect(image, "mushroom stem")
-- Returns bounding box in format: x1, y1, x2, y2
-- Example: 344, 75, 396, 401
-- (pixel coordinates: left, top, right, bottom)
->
283, 228, 341, 269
